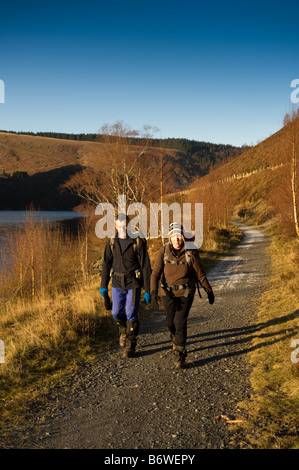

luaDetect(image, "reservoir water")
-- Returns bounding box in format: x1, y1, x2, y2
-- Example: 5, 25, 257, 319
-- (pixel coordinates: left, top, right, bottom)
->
0, 210, 83, 254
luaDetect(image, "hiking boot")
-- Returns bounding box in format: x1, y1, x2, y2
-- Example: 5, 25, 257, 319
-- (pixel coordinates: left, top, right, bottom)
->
174, 346, 187, 369
124, 320, 139, 359
115, 319, 127, 348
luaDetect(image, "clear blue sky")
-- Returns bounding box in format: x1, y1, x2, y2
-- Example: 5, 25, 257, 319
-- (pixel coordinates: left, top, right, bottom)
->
1, 0, 298, 146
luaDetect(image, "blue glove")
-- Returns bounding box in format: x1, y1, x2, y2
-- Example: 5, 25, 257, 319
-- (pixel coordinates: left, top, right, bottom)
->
144, 292, 151, 305
100, 288, 108, 297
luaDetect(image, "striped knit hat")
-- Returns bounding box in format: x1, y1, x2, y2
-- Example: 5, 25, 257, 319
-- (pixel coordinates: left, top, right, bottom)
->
168, 222, 184, 239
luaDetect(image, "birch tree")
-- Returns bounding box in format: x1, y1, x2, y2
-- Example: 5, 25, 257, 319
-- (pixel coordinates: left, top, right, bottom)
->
283, 109, 299, 236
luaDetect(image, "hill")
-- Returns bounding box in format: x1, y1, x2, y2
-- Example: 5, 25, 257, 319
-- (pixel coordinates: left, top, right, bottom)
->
0, 130, 244, 176
0, 131, 243, 210
0, 132, 196, 210
184, 118, 299, 234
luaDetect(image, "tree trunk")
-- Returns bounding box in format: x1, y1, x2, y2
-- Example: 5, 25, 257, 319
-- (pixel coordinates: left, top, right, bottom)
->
291, 141, 299, 236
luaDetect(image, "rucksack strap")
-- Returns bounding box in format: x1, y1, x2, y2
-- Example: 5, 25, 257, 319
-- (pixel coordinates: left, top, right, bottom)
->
163, 244, 193, 267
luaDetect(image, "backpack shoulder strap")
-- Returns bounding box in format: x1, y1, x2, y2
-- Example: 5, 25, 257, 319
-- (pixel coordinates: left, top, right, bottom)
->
185, 250, 193, 267
110, 237, 115, 253
163, 243, 170, 263
133, 237, 140, 252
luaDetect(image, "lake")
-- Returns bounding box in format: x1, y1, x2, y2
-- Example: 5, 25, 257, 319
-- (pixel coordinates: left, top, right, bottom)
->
0, 210, 83, 255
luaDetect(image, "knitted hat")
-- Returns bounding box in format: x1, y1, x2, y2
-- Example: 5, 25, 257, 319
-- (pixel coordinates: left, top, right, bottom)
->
168, 222, 195, 242
168, 222, 184, 239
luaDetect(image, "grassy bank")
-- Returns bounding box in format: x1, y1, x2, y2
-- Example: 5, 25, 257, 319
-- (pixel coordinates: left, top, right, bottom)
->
0, 280, 117, 437
239, 235, 299, 449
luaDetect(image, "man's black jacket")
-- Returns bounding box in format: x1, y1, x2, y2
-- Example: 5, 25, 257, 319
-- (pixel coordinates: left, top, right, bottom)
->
100, 234, 151, 293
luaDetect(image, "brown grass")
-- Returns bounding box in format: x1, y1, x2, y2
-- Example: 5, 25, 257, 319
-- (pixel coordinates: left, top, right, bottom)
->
0, 212, 82, 299
238, 237, 299, 449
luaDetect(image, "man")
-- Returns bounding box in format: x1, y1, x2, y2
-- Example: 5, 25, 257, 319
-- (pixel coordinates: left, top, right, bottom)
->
100, 214, 151, 358
150, 222, 214, 368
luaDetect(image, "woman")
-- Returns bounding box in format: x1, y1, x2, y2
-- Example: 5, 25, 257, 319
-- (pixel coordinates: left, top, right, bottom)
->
150, 222, 214, 368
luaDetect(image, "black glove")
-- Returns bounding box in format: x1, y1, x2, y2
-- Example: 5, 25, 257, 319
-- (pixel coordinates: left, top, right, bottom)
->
207, 290, 215, 305
150, 290, 160, 310
103, 291, 112, 310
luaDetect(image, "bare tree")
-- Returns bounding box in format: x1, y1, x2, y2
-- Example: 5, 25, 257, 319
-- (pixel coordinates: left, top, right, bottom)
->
64, 121, 177, 211
282, 108, 299, 236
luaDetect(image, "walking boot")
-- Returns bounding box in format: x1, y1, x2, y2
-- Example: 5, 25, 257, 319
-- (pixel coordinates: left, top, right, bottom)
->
174, 346, 187, 369
124, 320, 139, 358
115, 319, 127, 348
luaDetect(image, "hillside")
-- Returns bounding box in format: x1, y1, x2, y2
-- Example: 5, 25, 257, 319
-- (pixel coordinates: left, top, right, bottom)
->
190, 124, 288, 187
184, 119, 299, 232
0, 130, 244, 175
0, 132, 201, 210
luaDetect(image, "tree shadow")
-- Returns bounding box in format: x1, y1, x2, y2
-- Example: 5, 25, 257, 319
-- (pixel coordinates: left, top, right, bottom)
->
188, 309, 299, 368
139, 309, 299, 366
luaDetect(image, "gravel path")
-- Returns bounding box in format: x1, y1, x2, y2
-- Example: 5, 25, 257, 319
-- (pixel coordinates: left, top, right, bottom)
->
10, 223, 270, 450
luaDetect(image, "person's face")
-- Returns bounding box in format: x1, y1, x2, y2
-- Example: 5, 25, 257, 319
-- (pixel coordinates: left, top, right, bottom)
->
171, 234, 184, 250
115, 219, 127, 238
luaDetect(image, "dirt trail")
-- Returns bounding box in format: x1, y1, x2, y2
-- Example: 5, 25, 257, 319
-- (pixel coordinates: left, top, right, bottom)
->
11, 223, 270, 449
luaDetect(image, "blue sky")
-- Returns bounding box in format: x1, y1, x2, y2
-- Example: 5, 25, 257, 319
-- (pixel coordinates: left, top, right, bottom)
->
0, 0, 298, 146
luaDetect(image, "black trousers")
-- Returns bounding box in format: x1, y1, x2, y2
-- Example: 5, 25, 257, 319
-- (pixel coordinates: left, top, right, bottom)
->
162, 293, 194, 347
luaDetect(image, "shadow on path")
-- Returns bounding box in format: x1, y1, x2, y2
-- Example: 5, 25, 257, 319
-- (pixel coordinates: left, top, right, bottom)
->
188, 309, 299, 367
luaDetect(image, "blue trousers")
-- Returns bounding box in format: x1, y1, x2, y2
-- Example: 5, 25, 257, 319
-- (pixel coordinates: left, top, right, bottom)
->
111, 287, 141, 322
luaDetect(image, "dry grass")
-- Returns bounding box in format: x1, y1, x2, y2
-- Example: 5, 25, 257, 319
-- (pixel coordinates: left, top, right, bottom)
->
0, 281, 115, 384
0, 280, 118, 436
238, 237, 299, 449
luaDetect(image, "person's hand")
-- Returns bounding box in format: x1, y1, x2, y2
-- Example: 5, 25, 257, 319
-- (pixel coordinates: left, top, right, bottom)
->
103, 291, 112, 310
151, 291, 160, 310
207, 290, 215, 305
144, 292, 151, 305
100, 287, 107, 297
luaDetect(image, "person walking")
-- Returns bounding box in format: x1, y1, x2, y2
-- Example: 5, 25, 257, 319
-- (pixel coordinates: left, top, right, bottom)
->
100, 213, 151, 358
150, 222, 214, 368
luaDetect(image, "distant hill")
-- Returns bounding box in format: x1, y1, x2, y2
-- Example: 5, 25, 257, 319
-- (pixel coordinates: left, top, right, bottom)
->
0, 131, 242, 210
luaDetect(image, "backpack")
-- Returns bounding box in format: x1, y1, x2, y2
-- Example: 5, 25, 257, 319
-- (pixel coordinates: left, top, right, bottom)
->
162, 243, 202, 298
